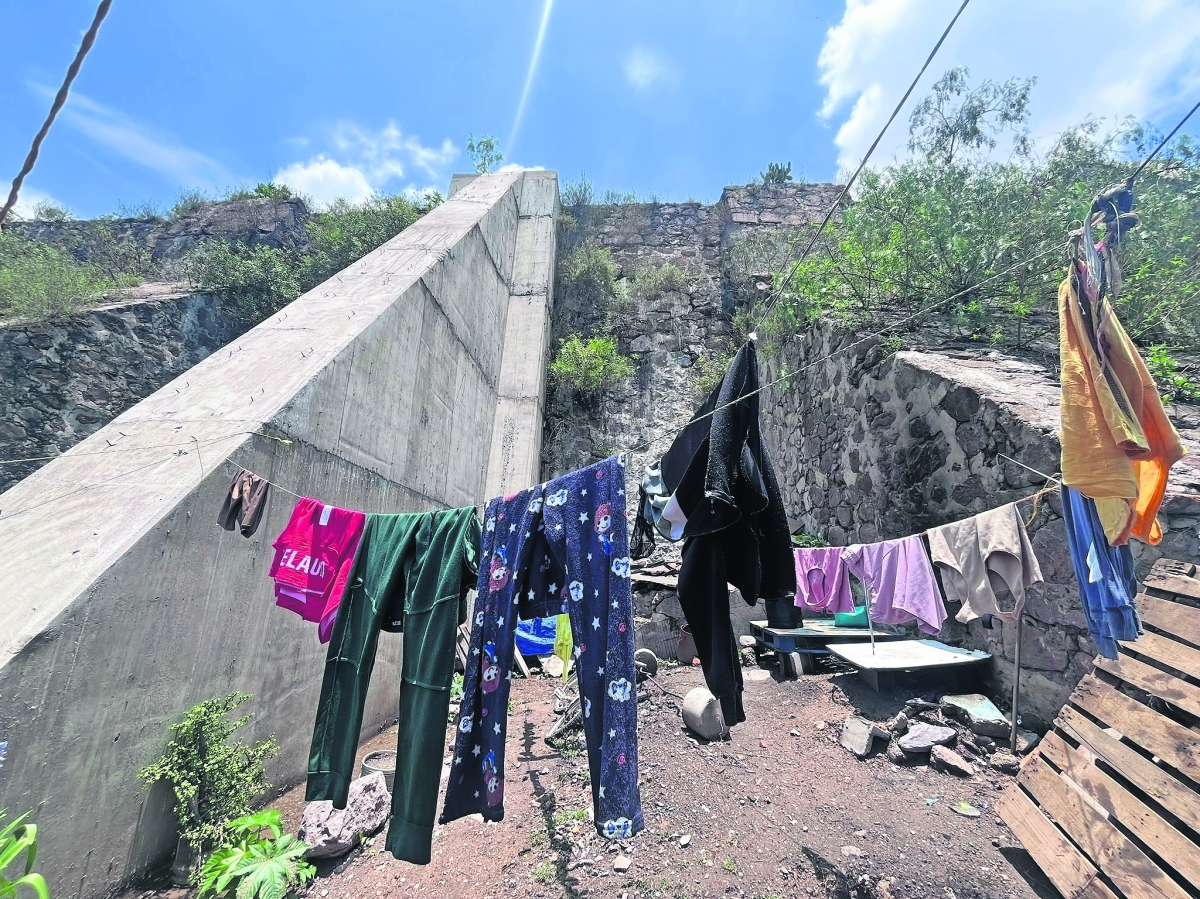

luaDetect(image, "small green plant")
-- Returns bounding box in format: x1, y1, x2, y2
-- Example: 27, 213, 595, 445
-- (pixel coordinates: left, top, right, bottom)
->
531, 860, 555, 883
170, 189, 209, 219
198, 810, 314, 899
550, 334, 635, 395
447, 672, 464, 723
529, 830, 547, 847
0, 810, 49, 899
791, 531, 828, 548
760, 162, 793, 185
226, 183, 296, 202
467, 135, 503, 173
139, 693, 279, 862
692, 349, 733, 398
561, 174, 594, 208
1148, 344, 1199, 402
721, 858, 738, 874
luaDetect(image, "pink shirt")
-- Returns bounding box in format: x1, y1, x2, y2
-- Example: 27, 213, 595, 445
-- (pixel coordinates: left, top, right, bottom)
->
841, 537, 946, 635
270, 498, 365, 642
793, 547, 855, 614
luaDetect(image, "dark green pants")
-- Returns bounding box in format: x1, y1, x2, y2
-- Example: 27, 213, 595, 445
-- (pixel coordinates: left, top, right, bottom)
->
306, 506, 479, 864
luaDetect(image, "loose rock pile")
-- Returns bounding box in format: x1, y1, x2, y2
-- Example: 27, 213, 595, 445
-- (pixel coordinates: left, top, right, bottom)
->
839, 692, 1040, 777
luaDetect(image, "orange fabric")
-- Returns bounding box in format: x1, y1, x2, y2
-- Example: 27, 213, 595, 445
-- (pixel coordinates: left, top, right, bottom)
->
1058, 269, 1186, 545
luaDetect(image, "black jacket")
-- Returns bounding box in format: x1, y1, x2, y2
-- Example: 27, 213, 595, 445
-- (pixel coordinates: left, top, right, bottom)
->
663, 341, 795, 605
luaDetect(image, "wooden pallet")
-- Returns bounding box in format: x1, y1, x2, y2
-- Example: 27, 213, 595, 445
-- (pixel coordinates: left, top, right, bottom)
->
997, 557, 1200, 899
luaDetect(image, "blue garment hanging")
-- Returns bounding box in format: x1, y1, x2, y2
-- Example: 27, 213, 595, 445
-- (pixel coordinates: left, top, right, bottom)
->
1060, 484, 1142, 660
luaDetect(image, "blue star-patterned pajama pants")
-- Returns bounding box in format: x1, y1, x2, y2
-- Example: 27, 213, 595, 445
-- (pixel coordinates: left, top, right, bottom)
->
439, 455, 644, 840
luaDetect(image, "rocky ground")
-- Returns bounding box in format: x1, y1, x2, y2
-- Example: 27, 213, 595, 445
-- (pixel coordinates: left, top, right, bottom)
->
127, 656, 1059, 899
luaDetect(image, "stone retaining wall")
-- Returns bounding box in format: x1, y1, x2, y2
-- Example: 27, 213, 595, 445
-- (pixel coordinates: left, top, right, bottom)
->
760, 323, 1200, 723
0, 288, 241, 492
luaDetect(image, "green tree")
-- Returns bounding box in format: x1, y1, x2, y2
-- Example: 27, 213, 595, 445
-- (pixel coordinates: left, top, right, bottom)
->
467, 135, 503, 173
757, 68, 1200, 360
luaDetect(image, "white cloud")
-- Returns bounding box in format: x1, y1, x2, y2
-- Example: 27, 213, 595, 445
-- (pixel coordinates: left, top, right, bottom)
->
497, 163, 546, 173
32, 85, 234, 188
275, 121, 459, 207
273, 156, 374, 207
818, 0, 1200, 171
624, 46, 675, 92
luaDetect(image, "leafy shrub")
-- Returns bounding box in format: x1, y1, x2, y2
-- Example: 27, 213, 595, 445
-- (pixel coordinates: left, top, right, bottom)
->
561, 174, 594, 208
560, 243, 620, 312
170, 189, 209, 219
224, 183, 296, 202
0, 810, 49, 899
30, 201, 72, 223
198, 810, 314, 899
1148, 345, 1199, 403
301, 193, 431, 288
139, 693, 278, 864
186, 242, 301, 326
0, 232, 131, 321
550, 334, 634, 395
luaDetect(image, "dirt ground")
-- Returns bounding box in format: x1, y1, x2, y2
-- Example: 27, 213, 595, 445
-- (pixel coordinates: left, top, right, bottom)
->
130, 659, 1059, 899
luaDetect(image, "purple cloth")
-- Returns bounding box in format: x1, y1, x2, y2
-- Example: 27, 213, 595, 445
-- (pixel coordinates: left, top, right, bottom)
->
793, 548, 855, 613
841, 537, 946, 634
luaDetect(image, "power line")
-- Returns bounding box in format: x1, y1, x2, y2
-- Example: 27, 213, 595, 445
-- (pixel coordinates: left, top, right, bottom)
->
755, 0, 971, 329
1130, 98, 1200, 181
0, 0, 114, 229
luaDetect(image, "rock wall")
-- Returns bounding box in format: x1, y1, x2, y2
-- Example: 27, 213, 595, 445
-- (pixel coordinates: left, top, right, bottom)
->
760, 322, 1200, 723
9, 197, 310, 264
0, 287, 243, 492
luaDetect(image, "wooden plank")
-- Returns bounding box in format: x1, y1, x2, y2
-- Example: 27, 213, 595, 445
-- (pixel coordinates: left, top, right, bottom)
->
997, 786, 1120, 899
1119, 630, 1200, 681
512, 645, 531, 679
1040, 732, 1200, 889
1144, 565, 1200, 602
1021, 756, 1191, 899
1095, 653, 1200, 720
1071, 675, 1200, 785
828, 639, 990, 671
1137, 594, 1200, 648
1059, 705, 1200, 837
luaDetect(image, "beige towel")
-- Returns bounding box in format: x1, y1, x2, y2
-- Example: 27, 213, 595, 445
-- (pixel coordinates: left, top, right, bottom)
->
927, 504, 1043, 624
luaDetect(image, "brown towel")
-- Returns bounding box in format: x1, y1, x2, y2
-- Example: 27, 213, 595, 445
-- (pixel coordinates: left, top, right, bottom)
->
217, 469, 270, 537
927, 503, 1042, 624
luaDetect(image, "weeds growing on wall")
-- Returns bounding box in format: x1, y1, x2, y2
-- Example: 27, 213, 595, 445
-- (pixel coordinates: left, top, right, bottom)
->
550, 334, 634, 396
223, 183, 295, 202
751, 67, 1200, 393
170, 189, 209, 220
139, 692, 278, 865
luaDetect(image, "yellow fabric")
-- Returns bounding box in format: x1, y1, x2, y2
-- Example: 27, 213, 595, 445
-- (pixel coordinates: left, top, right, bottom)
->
553, 613, 572, 682
1058, 269, 1186, 545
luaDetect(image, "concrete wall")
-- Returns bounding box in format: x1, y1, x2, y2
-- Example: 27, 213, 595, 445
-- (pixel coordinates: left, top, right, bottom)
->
0, 171, 558, 899
760, 321, 1200, 724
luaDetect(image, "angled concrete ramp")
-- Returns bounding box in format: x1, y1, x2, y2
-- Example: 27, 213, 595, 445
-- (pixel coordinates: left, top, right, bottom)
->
0, 171, 557, 898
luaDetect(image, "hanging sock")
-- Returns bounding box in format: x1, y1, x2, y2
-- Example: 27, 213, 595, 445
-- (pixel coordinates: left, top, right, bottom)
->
1060, 485, 1141, 660
217, 469, 270, 537
306, 507, 480, 865
440, 455, 644, 841
926, 503, 1043, 625
270, 498, 366, 643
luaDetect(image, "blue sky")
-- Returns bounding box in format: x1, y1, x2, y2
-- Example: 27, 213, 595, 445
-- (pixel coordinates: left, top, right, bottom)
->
2, 1, 1199, 218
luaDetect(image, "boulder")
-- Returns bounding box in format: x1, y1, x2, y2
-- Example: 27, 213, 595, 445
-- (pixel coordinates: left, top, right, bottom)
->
930, 745, 976, 777
888, 711, 909, 735
300, 771, 390, 858
897, 722, 957, 753
941, 693, 1011, 738
989, 751, 1021, 775
886, 741, 916, 765
839, 715, 879, 758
